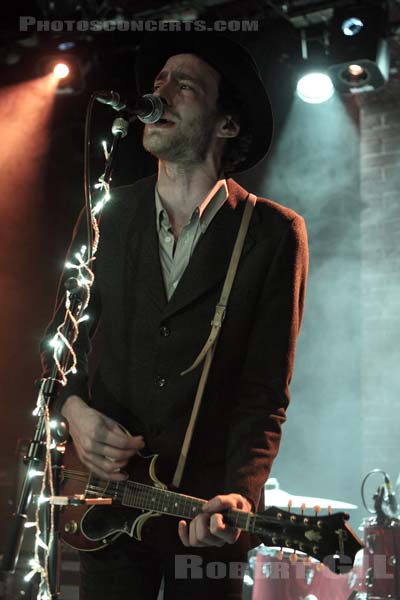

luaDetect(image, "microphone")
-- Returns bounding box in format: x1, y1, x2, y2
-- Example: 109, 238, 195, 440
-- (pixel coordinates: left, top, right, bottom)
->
95, 91, 164, 124
384, 474, 398, 515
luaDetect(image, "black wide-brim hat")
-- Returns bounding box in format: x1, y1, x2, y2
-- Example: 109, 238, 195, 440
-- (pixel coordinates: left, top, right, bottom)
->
135, 32, 273, 173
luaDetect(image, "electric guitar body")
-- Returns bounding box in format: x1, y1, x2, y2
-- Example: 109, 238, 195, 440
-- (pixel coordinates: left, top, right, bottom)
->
60, 444, 167, 551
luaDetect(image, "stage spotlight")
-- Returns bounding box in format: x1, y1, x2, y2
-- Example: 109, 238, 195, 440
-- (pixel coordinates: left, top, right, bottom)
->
342, 17, 364, 37
36, 53, 88, 94
53, 63, 69, 80
348, 64, 365, 76
296, 72, 334, 104
329, 2, 389, 93
338, 63, 369, 87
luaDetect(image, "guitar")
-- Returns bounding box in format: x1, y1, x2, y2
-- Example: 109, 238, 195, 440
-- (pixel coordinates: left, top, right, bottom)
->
58, 443, 363, 571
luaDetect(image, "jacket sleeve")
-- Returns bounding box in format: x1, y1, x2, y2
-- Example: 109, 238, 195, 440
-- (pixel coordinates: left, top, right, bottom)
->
223, 214, 309, 510
40, 208, 102, 415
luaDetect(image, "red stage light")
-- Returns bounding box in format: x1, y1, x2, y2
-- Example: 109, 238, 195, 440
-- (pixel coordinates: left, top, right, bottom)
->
53, 63, 70, 80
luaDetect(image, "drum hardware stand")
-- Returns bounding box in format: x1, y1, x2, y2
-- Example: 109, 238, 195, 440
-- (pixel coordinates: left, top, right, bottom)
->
0, 102, 132, 599
358, 469, 400, 600
373, 486, 391, 526
361, 469, 399, 524
374, 480, 399, 526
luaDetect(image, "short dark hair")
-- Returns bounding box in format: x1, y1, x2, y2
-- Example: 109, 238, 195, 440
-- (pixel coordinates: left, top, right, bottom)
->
217, 77, 253, 175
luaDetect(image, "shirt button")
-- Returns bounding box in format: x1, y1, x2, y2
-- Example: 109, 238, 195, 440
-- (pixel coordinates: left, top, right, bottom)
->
156, 376, 167, 388
165, 235, 172, 243
160, 325, 170, 337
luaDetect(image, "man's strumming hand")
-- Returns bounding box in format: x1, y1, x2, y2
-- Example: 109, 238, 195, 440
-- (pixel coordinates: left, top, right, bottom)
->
61, 395, 145, 481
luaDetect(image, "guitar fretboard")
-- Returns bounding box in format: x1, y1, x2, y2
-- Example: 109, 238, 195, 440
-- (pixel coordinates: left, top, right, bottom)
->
120, 480, 253, 531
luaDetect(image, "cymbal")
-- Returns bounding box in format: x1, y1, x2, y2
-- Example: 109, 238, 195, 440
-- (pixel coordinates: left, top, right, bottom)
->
264, 487, 358, 510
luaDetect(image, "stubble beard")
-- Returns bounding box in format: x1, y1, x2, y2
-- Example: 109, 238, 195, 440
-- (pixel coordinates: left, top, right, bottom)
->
143, 113, 217, 167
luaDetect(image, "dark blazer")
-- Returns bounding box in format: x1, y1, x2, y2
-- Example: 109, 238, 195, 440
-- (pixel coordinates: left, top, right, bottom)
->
42, 174, 308, 511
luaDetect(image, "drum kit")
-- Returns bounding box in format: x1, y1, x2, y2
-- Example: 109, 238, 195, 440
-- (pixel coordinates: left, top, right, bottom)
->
244, 477, 400, 600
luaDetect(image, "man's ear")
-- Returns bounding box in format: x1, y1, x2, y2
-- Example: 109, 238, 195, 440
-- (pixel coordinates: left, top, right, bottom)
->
217, 115, 240, 139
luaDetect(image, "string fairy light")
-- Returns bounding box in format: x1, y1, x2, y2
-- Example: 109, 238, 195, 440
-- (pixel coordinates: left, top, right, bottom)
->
102, 140, 109, 160
23, 385, 54, 597
51, 234, 97, 386
27, 176, 113, 598
28, 469, 45, 479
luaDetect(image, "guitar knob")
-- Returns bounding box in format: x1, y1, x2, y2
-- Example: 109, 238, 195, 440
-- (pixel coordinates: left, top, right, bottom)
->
64, 520, 78, 534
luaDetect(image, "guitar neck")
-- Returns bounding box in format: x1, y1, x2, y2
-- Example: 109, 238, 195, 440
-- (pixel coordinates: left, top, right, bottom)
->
121, 480, 254, 531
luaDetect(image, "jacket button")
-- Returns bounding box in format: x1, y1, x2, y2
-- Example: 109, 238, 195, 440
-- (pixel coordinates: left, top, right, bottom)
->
160, 325, 171, 337
156, 376, 167, 388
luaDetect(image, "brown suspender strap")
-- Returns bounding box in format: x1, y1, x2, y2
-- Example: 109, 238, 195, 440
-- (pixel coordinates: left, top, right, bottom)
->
172, 193, 257, 489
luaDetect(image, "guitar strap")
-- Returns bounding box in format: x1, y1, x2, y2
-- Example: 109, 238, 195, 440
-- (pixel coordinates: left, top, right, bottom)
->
172, 193, 257, 488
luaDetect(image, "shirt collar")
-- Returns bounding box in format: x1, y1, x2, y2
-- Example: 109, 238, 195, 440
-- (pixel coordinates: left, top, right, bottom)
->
155, 185, 168, 233
155, 178, 228, 233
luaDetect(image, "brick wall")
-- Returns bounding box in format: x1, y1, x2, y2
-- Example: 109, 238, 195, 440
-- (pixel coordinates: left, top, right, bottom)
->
358, 37, 400, 481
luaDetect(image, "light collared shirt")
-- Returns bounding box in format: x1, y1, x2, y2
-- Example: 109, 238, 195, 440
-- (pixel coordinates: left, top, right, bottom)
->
155, 179, 228, 300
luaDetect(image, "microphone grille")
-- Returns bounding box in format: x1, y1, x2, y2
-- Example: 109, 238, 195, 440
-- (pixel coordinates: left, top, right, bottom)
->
137, 94, 164, 124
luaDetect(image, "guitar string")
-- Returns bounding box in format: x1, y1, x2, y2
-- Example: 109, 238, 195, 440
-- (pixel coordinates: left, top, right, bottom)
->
63, 469, 208, 508
63, 469, 208, 507
64, 473, 205, 517
61, 471, 251, 527
62, 470, 314, 530
61, 471, 303, 536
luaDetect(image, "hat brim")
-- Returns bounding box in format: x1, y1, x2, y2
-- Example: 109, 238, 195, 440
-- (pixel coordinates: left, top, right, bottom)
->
135, 33, 273, 173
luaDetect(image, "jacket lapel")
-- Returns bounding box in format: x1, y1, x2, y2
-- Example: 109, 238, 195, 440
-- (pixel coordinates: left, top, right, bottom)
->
163, 179, 259, 320
126, 175, 168, 313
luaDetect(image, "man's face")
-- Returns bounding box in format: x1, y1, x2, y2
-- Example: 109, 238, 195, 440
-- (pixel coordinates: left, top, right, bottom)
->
142, 53, 224, 166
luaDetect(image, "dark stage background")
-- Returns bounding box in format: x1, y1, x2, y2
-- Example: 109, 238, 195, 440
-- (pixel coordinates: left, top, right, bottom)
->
0, 8, 400, 592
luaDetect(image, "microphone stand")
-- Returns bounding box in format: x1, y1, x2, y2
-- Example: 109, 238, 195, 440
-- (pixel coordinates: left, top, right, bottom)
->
1, 281, 83, 598
1, 109, 131, 599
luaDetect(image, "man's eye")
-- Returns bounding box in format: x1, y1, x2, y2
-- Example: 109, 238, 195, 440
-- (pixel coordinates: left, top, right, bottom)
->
180, 84, 193, 91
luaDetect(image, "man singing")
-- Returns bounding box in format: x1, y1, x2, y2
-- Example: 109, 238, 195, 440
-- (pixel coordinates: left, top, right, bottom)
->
42, 32, 308, 599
